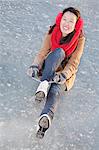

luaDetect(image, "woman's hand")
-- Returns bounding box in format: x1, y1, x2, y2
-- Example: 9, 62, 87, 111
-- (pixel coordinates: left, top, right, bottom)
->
27, 65, 39, 78
53, 72, 66, 84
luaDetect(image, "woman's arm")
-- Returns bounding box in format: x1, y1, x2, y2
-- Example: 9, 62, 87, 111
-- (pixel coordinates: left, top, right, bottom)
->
62, 32, 86, 80
31, 33, 51, 69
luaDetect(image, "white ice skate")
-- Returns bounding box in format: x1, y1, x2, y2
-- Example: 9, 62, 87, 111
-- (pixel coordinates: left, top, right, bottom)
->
35, 80, 50, 102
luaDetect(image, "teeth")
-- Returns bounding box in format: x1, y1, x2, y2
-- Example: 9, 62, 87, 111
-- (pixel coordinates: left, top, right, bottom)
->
64, 27, 68, 30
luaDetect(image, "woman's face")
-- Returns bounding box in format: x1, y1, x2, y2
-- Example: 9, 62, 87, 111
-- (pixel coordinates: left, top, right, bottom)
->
60, 11, 77, 37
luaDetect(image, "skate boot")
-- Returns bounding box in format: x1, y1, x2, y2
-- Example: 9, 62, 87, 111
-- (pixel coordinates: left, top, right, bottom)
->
36, 114, 51, 139
35, 80, 50, 102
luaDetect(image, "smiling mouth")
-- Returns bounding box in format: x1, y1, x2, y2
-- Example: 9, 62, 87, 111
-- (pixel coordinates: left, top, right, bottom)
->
63, 26, 69, 30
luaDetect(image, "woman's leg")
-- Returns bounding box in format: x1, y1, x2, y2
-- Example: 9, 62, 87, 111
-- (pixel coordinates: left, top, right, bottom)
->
35, 48, 65, 102
41, 48, 65, 81
40, 83, 62, 117
36, 83, 65, 138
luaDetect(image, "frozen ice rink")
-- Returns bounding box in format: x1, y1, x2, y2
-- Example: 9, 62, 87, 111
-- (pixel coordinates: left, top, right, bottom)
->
0, 0, 99, 149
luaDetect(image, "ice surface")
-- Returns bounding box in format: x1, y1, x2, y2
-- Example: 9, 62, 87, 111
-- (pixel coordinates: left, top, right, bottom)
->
0, 0, 99, 150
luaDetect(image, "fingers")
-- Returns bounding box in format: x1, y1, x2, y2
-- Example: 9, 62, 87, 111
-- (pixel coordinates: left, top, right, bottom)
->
54, 75, 60, 82
53, 73, 60, 83
53, 73, 66, 84
27, 67, 39, 78
27, 68, 33, 77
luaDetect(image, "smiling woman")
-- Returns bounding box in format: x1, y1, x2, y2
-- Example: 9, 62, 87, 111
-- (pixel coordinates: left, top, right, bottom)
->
60, 11, 77, 37
27, 7, 85, 139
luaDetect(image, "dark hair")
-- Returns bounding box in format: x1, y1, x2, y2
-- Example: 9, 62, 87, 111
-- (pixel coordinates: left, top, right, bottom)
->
48, 7, 80, 44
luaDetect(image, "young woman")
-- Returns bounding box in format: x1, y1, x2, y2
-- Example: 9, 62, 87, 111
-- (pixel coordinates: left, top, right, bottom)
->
27, 7, 85, 139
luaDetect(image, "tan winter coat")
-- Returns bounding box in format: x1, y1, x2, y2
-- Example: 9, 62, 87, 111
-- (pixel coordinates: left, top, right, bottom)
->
32, 31, 85, 91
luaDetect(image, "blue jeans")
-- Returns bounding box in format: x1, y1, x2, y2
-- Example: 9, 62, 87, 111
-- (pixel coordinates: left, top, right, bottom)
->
40, 48, 66, 120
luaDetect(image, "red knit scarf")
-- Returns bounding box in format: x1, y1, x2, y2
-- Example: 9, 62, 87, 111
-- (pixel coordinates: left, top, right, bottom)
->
51, 12, 84, 57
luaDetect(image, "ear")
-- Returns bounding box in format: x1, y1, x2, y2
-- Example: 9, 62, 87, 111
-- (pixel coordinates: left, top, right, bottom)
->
75, 17, 84, 31
55, 12, 63, 26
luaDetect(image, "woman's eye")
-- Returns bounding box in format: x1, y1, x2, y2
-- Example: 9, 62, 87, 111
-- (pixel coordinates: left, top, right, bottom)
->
63, 19, 73, 23
70, 21, 73, 23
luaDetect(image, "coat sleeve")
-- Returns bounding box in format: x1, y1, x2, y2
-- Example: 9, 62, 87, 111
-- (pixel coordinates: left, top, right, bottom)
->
62, 32, 86, 80
32, 33, 51, 69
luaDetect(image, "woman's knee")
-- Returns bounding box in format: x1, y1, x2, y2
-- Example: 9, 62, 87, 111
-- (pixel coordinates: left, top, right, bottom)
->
46, 48, 65, 62
52, 48, 65, 57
